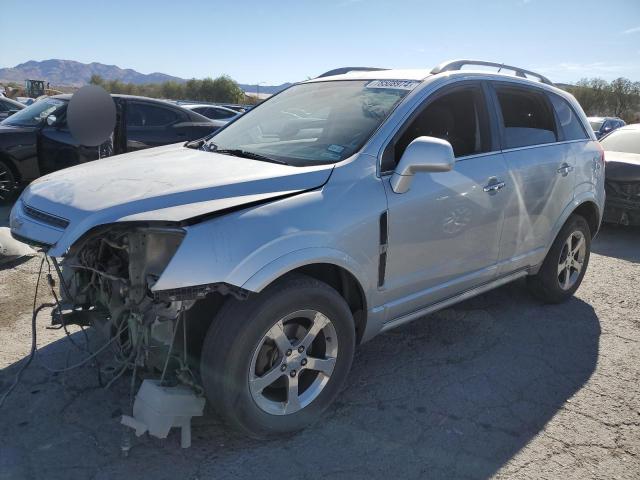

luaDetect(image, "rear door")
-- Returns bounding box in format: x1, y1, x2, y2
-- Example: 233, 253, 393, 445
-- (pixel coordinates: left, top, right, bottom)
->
125, 101, 189, 151
489, 82, 575, 274
381, 82, 510, 319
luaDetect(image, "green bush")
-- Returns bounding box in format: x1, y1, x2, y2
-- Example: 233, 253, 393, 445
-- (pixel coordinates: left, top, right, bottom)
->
89, 74, 256, 105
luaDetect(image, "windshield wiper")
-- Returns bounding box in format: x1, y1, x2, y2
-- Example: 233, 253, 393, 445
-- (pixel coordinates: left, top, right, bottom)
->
213, 148, 289, 165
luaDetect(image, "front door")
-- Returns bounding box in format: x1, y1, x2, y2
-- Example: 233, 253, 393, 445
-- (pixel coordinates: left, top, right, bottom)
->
381, 83, 510, 321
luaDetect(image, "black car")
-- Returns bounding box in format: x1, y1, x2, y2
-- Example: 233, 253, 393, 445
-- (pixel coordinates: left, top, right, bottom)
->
588, 116, 626, 139
0, 94, 219, 201
0, 97, 25, 121
601, 124, 640, 226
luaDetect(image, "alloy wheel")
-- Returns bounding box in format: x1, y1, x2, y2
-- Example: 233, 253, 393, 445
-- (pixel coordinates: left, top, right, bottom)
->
0, 163, 16, 202
557, 230, 586, 290
249, 309, 338, 415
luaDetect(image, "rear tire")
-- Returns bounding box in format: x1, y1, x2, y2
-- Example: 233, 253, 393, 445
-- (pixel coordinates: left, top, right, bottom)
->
200, 274, 355, 437
527, 214, 591, 303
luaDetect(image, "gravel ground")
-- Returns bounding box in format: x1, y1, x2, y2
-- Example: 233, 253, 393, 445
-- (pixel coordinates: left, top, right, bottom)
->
0, 211, 638, 479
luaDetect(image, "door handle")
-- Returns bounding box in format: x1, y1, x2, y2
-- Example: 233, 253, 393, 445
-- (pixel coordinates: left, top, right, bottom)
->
557, 163, 574, 176
483, 181, 506, 193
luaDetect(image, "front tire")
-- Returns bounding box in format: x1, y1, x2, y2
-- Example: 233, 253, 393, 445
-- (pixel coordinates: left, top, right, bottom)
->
200, 274, 355, 437
0, 160, 18, 204
527, 214, 591, 303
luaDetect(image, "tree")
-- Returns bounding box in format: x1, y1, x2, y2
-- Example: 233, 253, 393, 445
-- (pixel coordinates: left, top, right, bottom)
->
89, 74, 105, 87
83, 74, 252, 106
610, 77, 634, 117
563, 77, 640, 123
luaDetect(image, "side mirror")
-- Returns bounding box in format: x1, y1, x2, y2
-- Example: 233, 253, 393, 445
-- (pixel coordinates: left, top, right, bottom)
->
46, 114, 57, 126
390, 136, 455, 194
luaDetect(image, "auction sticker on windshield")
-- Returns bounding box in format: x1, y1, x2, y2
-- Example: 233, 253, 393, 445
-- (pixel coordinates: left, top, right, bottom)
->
365, 80, 420, 90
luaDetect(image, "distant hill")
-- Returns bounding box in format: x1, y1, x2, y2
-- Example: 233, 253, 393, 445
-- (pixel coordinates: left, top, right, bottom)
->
0, 59, 291, 94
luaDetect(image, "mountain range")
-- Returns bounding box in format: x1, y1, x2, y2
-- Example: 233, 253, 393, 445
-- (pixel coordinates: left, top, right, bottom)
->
0, 59, 290, 94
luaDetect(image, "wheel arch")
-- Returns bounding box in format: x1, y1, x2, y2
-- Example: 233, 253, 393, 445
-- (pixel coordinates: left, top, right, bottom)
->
549, 196, 602, 252
572, 200, 600, 238
0, 152, 21, 183
242, 252, 370, 344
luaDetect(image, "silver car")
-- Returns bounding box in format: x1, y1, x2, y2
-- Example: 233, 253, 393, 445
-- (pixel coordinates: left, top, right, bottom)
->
9, 60, 605, 437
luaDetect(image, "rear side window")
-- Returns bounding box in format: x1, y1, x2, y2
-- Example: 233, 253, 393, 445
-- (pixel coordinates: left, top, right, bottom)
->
548, 94, 588, 141
496, 87, 557, 149
127, 103, 181, 127
208, 108, 235, 120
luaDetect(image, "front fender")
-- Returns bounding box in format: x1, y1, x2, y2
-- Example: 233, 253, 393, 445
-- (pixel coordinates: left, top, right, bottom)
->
151, 188, 382, 296
241, 246, 370, 293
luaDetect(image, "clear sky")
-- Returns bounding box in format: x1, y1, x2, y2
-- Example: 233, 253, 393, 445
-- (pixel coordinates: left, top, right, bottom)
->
1, 0, 639, 85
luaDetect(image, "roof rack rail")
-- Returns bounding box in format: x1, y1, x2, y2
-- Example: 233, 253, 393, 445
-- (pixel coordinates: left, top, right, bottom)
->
316, 67, 388, 78
430, 59, 553, 85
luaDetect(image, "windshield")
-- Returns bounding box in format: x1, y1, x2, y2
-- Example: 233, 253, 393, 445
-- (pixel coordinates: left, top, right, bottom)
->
1, 98, 66, 127
589, 120, 604, 131
205, 80, 414, 166
600, 128, 640, 155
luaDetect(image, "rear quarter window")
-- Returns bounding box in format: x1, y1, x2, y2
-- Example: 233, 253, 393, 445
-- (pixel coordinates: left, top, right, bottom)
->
495, 86, 558, 149
548, 94, 588, 141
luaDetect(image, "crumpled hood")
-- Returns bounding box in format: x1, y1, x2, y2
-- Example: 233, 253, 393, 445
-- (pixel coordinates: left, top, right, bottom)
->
605, 151, 640, 182
12, 143, 333, 255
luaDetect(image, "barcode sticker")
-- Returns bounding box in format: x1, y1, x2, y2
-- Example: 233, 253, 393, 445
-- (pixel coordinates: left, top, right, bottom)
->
365, 80, 420, 90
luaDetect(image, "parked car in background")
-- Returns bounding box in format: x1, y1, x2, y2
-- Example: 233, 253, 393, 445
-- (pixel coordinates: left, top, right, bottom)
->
221, 104, 251, 113
0, 94, 218, 202
588, 116, 625, 139
600, 124, 640, 225
0, 97, 25, 121
9, 60, 605, 437
181, 103, 239, 125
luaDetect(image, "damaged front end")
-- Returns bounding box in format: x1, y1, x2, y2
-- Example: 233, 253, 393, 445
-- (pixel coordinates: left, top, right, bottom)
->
54, 225, 223, 447
604, 181, 640, 227
57, 226, 193, 375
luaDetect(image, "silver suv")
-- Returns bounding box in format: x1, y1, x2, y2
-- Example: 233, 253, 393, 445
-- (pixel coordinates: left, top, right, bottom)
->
10, 60, 605, 437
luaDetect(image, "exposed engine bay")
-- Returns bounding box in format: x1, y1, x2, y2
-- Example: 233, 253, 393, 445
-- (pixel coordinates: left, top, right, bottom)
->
54, 226, 231, 448
58, 227, 195, 379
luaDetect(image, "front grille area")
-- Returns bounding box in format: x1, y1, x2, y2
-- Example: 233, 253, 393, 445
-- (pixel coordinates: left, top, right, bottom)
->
23, 203, 70, 229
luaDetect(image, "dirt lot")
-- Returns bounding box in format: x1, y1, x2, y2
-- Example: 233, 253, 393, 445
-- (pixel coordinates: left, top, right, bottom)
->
0, 202, 638, 479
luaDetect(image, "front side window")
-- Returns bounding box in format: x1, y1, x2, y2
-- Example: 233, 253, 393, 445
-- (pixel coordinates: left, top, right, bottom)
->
600, 129, 640, 154
383, 86, 490, 171
127, 103, 180, 127
206, 80, 412, 166
549, 94, 588, 141
0, 98, 66, 127
496, 87, 557, 149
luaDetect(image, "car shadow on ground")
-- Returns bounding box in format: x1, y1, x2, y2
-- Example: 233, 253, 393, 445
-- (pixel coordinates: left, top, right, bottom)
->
592, 224, 640, 263
0, 281, 600, 480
